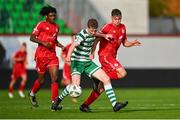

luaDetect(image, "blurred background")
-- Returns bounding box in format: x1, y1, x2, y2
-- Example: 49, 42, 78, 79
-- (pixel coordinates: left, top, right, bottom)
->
0, 0, 180, 89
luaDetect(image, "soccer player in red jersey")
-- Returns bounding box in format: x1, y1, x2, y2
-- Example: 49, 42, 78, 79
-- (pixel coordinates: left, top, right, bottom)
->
28, 6, 65, 108
80, 9, 141, 112
8, 42, 27, 98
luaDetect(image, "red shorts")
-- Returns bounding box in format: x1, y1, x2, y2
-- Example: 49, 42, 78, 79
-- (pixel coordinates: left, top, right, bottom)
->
35, 57, 59, 74
62, 63, 71, 81
99, 56, 122, 73
11, 65, 26, 80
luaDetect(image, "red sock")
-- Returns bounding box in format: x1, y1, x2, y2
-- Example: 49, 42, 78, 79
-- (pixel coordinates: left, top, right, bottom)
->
8, 86, 13, 93
84, 90, 100, 106
19, 83, 25, 92
51, 82, 59, 102
31, 80, 41, 94
107, 71, 119, 80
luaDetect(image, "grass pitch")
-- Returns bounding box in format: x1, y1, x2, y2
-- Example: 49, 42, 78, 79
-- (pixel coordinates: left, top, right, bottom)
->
0, 88, 180, 119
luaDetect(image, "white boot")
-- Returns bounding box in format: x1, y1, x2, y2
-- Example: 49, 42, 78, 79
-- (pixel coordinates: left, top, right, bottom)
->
18, 91, 25, 98
8, 92, 14, 98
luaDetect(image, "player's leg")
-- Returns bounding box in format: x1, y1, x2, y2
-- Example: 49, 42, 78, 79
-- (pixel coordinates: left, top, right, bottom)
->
28, 57, 47, 107
84, 62, 122, 110
61, 63, 77, 102
18, 73, 27, 98
80, 78, 104, 112
99, 56, 125, 80
48, 65, 59, 103
8, 75, 16, 98
51, 74, 81, 111
92, 68, 128, 112
28, 73, 45, 107
116, 67, 127, 79
51, 60, 82, 111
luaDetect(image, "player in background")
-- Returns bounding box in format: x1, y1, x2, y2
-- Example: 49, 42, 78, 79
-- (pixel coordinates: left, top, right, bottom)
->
8, 42, 27, 98
80, 9, 141, 112
51, 18, 127, 112
28, 5, 65, 108
61, 43, 72, 86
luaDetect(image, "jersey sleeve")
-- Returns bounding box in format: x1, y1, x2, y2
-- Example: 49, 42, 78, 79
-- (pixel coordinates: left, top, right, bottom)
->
100, 24, 110, 34
32, 22, 42, 36
74, 33, 84, 44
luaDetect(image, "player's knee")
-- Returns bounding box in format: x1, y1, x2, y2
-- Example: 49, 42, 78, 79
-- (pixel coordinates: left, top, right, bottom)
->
38, 78, 44, 84
117, 71, 127, 79
101, 76, 110, 85
51, 75, 58, 82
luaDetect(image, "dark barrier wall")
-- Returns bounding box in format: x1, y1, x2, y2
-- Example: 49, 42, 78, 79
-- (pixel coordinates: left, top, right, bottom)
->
0, 69, 180, 89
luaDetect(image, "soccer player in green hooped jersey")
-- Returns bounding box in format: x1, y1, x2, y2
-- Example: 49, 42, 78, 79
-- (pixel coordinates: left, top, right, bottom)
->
51, 18, 128, 112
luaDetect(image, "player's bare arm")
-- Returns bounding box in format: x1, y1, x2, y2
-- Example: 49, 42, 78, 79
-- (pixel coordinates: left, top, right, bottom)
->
123, 39, 141, 47
90, 38, 100, 59
95, 32, 113, 41
13, 55, 24, 62
65, 41, 79, 63
56, 40, 65, 51
30, 34, 52, 49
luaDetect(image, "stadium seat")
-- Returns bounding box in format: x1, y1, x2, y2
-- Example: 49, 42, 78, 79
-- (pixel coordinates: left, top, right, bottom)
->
14, 3, 23, 12
5, 4, 13, 12
18, 0, 26, 4
63, 28, 73, 35
57, 19, 65, 28
14, 26, 24, 34
18, 19, 27, 28
7, 0, 15, 4
33, 4, 43, 11
0, 27, 5, 33
21, 12, 30, 20
1, 0, 73, 35
25, 27, 33, 34
11, 12, 20, 20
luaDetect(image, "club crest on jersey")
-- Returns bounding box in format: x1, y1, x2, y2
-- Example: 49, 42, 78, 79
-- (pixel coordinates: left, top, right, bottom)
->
46, 27, 49, 30
113, 30, 116, 33
114, 63, 118, 67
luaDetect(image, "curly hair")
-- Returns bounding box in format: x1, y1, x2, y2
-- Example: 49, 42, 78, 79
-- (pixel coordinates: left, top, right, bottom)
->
40, 5, 56, 16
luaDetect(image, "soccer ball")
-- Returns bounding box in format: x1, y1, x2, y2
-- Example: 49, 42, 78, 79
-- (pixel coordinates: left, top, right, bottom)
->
68, 84, 82, 98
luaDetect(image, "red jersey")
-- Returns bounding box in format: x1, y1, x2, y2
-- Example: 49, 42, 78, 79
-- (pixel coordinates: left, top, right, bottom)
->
13, 50, 27, 68
32, 21, 59, 59
98, 23, 127, 57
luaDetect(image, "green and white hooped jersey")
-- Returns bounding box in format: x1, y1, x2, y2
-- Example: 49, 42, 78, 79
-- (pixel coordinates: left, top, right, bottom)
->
71, 29, 96, 62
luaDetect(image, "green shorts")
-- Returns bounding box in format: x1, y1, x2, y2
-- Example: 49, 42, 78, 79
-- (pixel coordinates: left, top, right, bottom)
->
71, 60, 100, 77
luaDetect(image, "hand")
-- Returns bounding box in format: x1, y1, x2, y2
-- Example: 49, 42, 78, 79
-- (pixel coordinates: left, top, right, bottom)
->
65, 57, 71, 65
89, 54, 94, 60
42, 42, 52, 49
62, 46, 66, 51
105, 34, 113, 41
132, 40, 141, 46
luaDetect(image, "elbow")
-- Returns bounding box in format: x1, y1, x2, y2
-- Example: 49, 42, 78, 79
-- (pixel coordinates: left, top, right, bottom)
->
30, 34, 35, 42
30, 36, 33, 42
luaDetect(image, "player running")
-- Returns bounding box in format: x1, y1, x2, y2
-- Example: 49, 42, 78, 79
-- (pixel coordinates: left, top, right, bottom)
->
51, 18, 127, 112
80, 9, 141, 112
8, 42, 27, 98
28, 5, 65, 108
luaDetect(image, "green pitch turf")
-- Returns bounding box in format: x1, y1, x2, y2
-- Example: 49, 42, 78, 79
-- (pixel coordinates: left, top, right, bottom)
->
0, 88, 180, 119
